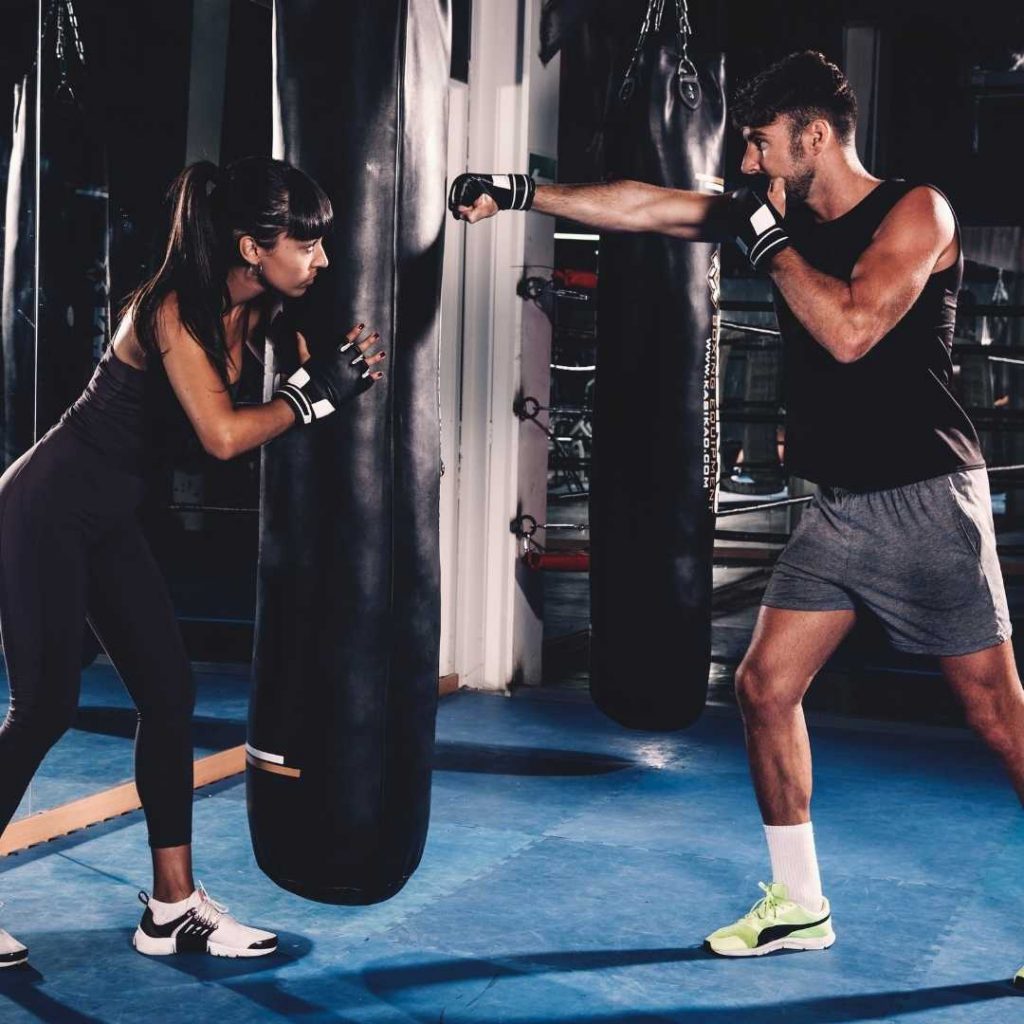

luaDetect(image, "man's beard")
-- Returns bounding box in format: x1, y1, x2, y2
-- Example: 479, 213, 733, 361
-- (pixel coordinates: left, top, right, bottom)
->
785, 166, 814, 203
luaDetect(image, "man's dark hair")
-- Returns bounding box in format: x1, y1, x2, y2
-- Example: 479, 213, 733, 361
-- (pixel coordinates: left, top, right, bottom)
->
731, 51, 858, 145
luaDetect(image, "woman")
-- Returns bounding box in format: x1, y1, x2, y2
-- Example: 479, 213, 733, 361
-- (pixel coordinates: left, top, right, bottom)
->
0, 157, 385, 965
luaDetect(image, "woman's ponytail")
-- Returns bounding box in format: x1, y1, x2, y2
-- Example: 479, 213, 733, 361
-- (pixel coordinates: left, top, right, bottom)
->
126, 161, 231, 382
165, 161, 224, 298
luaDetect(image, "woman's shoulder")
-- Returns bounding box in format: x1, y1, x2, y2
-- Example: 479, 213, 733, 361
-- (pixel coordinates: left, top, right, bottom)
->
153, 291, 187, 339
110, 309, 149, 371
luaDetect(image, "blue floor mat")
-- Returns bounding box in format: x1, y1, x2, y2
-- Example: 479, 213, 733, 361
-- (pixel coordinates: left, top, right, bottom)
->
0, 687, 1022, 1023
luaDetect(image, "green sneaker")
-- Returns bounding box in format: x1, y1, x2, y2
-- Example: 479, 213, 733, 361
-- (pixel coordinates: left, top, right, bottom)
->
705, 881, 835, 957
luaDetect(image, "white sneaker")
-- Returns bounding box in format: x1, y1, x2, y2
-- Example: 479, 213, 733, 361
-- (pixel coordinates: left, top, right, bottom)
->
132, 882, 277, 958
0, 903, 28, 968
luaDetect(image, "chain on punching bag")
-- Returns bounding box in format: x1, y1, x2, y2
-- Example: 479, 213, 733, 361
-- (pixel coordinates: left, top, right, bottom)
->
246, 0, 449, 905
589, 0, 725, 730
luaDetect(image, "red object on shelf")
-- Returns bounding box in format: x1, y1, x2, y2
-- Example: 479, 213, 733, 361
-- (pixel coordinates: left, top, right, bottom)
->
524, 550, 591, 572
554, 268, 598, 290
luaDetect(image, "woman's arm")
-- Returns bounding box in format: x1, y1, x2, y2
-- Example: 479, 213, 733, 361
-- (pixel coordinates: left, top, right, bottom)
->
156, 297, 380, 460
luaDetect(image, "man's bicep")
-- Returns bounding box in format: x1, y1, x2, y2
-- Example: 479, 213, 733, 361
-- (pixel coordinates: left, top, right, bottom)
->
850, 195, 951, 329
850, 244, 932, 328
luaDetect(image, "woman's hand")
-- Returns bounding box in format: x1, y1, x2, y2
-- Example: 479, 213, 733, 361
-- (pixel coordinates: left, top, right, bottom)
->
274, 322, 387, 426
297, 323, 386, 381
342, 322, 386, 381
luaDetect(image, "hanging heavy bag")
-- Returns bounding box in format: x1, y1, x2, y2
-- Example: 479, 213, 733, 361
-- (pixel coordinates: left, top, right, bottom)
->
588, 0, 726, 730
246, 0, 449, 905
2, 76, 35, 470
36, 0, 110, 436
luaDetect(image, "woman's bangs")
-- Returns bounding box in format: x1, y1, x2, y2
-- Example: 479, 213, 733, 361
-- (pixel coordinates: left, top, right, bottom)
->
286, 173, 334, 241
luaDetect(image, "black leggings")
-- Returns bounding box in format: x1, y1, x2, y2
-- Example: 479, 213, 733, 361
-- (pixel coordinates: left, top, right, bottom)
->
0, 427, 194, 848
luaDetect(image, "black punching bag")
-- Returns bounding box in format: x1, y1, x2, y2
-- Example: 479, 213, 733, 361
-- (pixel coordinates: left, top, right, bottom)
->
36, 0, 110, 436
589, 18, 725, 730
2, 73, 35, 470
246, 0, 449, 904
3, 2, 109, 467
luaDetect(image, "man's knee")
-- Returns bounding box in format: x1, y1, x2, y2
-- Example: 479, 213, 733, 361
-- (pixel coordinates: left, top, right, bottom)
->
735, 659, 801, 717
960, 679, 1020, 747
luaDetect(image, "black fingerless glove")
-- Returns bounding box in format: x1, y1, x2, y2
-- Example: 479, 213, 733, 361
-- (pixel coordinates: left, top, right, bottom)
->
274, 338, 375, 426
448, 172, 536, 220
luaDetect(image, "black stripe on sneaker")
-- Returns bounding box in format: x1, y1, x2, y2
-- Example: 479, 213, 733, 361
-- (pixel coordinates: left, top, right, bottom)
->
249, 937, 277, 950
757, 912, 831, 947
139, 906, 192, 939
175, 917, 216, 953
140, 906, 217, 952
0, 949, 27, 964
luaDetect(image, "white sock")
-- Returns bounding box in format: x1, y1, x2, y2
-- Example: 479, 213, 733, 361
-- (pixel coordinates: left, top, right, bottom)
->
763, 822, 824, 911
147, 891, 196, 925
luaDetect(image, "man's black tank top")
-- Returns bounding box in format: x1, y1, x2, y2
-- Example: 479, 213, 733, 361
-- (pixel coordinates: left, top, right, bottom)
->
774, 179, 983, 491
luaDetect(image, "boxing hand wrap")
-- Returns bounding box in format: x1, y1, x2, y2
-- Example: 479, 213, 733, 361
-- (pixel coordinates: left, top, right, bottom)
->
275, 338, 374, 426
729, 187, 791, 271
448, 172, 536, 220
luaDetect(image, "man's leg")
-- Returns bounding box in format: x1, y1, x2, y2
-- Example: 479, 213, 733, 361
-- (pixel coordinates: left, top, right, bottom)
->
705, 604, 855, 957
736, 605, 857, 823
939, 640, 1024, 804
939, 640, 1024, 989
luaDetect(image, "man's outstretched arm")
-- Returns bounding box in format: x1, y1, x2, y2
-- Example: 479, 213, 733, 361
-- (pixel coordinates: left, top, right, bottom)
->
533, 181, 728, 240
449, 173, 730, 241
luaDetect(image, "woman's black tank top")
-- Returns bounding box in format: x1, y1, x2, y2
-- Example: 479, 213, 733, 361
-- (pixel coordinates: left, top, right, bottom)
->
59, 345, 149, 474
58, 343, 244, 476
774, 179, 983, 490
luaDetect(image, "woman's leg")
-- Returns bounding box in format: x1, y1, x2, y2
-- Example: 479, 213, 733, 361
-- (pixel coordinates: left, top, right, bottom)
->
0, 488, 88, 838
85, 521, 196, 901
87, 520, 277, 958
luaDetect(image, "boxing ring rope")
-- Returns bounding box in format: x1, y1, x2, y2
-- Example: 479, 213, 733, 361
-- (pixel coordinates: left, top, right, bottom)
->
516, 458, 1024, 573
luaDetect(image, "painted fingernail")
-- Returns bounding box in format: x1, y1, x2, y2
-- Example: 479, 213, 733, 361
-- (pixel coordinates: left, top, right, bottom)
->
357, 322, 365, 329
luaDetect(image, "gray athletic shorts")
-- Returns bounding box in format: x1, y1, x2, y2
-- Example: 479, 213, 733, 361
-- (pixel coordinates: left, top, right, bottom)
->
762, 468, 1011, 656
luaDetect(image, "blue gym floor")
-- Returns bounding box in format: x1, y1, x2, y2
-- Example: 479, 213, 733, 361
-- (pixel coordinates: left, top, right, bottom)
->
1, 682, 1022, 1022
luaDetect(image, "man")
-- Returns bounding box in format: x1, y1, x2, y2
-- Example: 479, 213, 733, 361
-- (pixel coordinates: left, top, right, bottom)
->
449, 50, 1024, 984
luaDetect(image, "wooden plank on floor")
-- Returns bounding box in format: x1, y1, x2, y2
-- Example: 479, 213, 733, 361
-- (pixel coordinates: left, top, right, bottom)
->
0, 745, 247, 857
1, 673, 461, 857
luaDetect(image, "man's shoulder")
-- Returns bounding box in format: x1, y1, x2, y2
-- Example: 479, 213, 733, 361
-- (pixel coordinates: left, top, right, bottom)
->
876, 181, 956, 243
884, 180, 956, 221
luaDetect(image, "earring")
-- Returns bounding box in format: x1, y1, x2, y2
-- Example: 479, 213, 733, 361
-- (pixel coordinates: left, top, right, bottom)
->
249, 261, 263, 278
